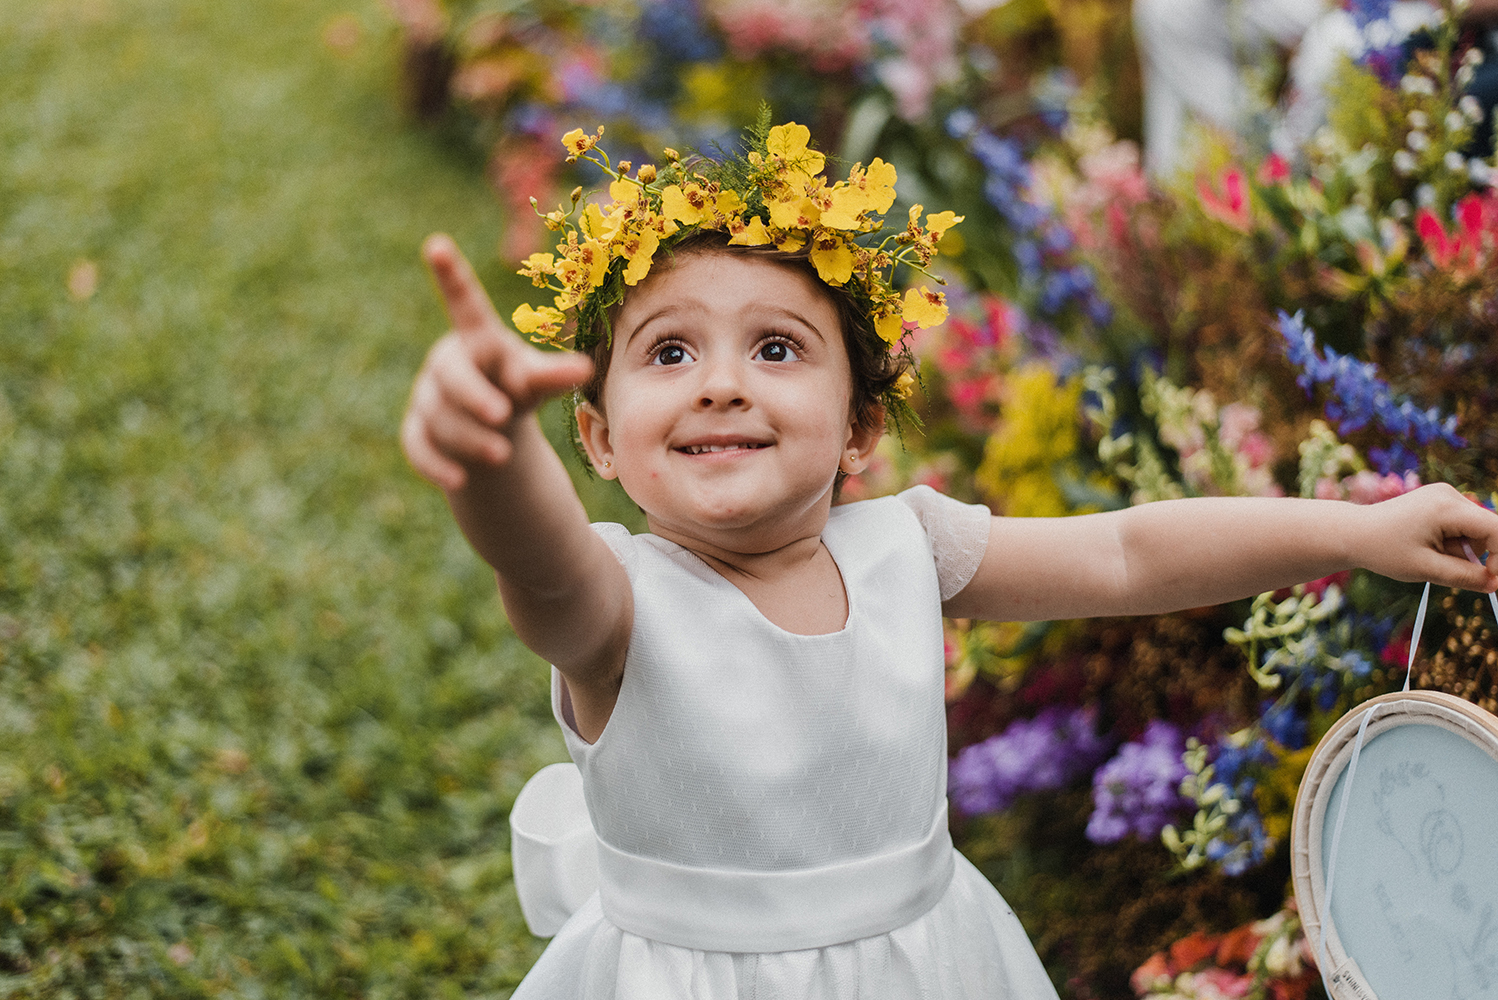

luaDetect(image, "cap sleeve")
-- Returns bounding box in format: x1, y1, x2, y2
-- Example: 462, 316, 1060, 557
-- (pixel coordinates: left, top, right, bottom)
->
591, 521, 637, 576
895, 485, 992, 601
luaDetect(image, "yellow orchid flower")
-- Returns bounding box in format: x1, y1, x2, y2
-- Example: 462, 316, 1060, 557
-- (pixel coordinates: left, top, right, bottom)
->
661, 182, 712, 225
767, 194, 821, 230
728, 215, 773, 246
512, 302, 566, 338
561, 127, 602, 158
557, 239, 610, 290
901, 286, 947, 329
621, 229, 660, 285
892, 370, 916, 400
713, 189, 747, 222
766, 122, 825, 178
518, 252, 556, 288
821, 159, 899, 229
809, 236, 855, 285
925, 210, 963, 237
873, 311, 905, 345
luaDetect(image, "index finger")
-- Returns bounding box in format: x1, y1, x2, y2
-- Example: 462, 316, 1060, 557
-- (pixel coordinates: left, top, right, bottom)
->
423, 233, 501, 337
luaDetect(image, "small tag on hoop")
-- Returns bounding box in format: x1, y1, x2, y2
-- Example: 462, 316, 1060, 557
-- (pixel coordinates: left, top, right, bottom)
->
1328, 958, 1379, 1000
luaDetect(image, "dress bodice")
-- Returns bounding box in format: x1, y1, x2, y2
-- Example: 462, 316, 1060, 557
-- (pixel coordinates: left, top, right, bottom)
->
551, 487, 990, 950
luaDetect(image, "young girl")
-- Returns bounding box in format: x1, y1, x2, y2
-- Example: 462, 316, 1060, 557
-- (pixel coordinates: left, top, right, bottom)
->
401, 124, 1498, 999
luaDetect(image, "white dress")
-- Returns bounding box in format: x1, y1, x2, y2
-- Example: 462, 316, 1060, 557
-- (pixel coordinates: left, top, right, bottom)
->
509, 486, 1059, 999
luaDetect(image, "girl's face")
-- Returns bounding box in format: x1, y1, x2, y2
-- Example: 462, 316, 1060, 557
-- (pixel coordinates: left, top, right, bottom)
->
576, 251, 881, 553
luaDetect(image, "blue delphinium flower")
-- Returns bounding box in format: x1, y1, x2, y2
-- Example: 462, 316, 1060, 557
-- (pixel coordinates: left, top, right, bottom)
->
1086, 720, 1190, 843
1278, 311, 1463, 473
1199, 734, 1279, 875
949, 705, 1113, 817
947, 110, 1113, 327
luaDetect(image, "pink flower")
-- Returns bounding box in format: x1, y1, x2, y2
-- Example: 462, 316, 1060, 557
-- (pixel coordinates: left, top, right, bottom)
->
1130, 951, 1172, 995
1257, 153, 1291, 185
1197, 167, 1253, 231
1344, 469, 1420, 505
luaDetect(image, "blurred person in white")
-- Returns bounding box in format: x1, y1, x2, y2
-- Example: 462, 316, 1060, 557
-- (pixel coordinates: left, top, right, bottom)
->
1136, 0, 1498, 179
1133, 0, 1326, 178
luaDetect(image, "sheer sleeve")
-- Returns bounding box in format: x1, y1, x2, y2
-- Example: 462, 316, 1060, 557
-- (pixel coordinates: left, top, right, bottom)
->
895, 485, 992, 602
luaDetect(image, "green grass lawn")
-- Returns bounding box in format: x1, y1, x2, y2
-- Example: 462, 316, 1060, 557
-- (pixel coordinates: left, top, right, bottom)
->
0, 2, 636, 994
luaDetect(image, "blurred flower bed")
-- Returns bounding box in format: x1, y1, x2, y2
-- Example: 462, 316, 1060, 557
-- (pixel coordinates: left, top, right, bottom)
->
400, 0, 1498, 995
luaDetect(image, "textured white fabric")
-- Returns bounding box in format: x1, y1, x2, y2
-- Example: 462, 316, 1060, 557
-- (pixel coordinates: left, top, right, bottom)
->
509, 488, 1055, 999
510, 762, 601, 936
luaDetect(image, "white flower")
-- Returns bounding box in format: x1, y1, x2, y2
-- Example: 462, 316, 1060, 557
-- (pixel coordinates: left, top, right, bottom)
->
1457, 64, 1476, 88
1446, 111, 1468, 134
1471, 159, 1495, 186
1264, 934, 1303, 977
1401, 74, 1437, 96
1408, 109, 1430, 130
1463, 44, 1486, 67
1390, 198, 1412, 218
1393, 150, 1418, 175
1407, 129, 1430, 152
1416, 183, 1438, 208
1460, 95, 1485, 123
1445, 150, 1468, 173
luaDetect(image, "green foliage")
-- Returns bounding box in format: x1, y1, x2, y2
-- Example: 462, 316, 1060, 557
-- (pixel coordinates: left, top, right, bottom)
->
0, 1, 635, 994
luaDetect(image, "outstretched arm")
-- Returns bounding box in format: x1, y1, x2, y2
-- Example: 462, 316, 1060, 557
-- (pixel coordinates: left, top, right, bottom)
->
401, 235, 630, 739
944, 484, 1498, 622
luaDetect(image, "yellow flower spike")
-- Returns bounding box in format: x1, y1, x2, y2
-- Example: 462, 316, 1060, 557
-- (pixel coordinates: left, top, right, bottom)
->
512, 303, 565, 337
901, 286, 948, 329
728, 215, 773, 246
809, 236, 855, 285
873, 311, 906, 345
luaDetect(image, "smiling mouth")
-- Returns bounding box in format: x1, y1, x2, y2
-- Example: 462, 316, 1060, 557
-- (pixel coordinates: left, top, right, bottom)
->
677, 443, 770, 455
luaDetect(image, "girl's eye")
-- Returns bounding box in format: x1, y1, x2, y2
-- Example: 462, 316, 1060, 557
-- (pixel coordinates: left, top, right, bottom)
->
756, 339, 798, 362
652, 343, 690, 366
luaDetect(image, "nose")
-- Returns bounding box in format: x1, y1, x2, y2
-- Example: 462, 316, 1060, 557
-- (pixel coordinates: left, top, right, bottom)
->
694, 356, 748, 410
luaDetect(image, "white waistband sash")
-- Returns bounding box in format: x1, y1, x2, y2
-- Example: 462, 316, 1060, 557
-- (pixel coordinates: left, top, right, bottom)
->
595, 804, 956, 953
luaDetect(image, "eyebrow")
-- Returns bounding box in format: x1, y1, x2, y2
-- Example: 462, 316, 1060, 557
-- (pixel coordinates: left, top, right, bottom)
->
621, 302, 830, 348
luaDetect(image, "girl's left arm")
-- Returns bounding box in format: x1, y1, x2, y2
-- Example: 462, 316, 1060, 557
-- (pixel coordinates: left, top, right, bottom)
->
943, 483, 1498, 623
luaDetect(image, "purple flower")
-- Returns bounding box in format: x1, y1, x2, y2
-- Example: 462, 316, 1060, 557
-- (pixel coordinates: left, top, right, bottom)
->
949, 706, 1112, 817
1086, 721, 1190, 843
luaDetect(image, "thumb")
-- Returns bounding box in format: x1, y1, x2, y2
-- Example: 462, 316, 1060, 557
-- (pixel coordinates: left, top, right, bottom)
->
508, 349, 595, 411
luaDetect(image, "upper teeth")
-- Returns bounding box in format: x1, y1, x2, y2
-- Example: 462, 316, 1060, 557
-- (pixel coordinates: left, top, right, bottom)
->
683, 443, 760, 454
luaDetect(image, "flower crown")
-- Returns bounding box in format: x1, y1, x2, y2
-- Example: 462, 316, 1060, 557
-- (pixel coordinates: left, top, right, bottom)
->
511, 118, 963, 397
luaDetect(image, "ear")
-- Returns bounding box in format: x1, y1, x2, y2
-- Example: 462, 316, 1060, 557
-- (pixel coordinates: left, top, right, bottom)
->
575, 401, 619, 480
839, 406, 884, 475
